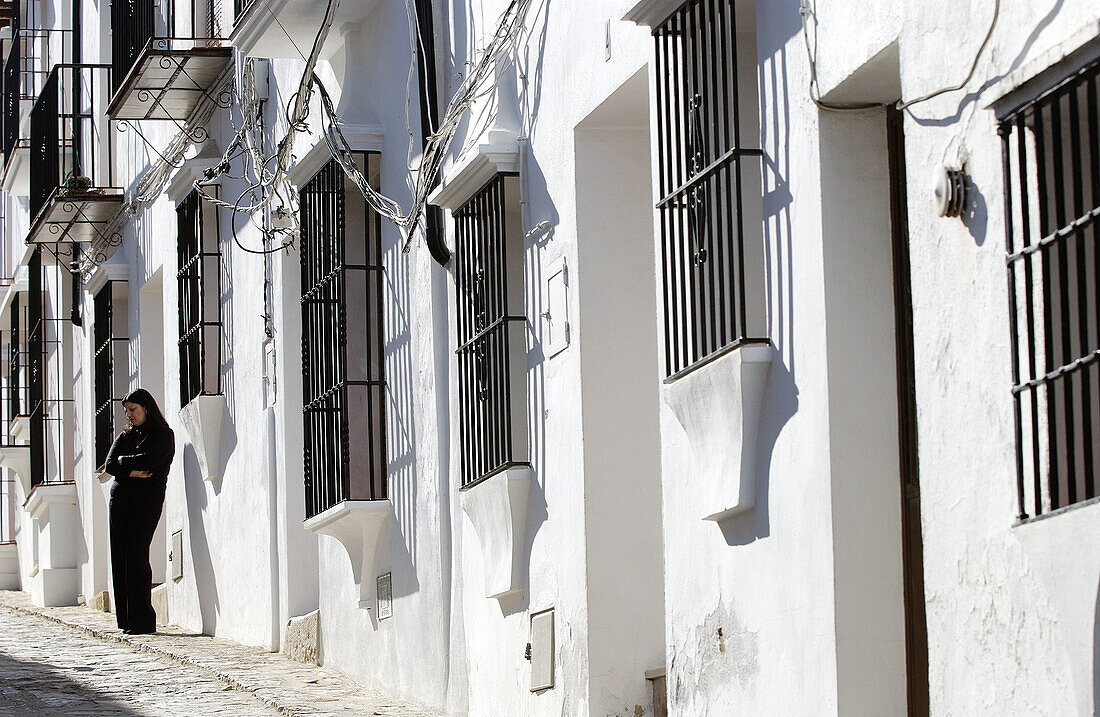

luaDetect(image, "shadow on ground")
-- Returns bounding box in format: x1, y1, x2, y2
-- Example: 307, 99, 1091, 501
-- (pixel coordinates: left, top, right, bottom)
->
0, 650, 143, 716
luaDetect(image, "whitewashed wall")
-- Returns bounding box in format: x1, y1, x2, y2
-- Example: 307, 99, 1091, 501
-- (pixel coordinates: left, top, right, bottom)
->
2, 0, 1096, 714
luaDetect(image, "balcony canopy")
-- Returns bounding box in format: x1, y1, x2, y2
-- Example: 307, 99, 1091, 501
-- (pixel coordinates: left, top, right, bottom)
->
107, 38, 232, 121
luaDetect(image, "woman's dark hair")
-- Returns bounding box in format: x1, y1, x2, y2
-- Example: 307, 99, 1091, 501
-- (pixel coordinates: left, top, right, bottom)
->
123, 389, 169, 432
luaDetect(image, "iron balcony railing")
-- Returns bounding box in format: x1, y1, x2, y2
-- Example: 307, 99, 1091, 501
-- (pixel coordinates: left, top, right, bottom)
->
111, 0, 156, 96
1, 292, 29, 447
454, 174, 529, 489
112, 0, 228, 94
653, 0, 766, 379
1000, 57, 1100, 520
299, 156, 387, 518
108, 0, 232, 122
29, 63, 115, 221
27, 247, 44, 488
2, 27, 71, 163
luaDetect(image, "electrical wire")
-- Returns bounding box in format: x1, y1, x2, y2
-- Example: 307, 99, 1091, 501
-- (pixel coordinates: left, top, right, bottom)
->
83, 0, 537, 273
798, 0, 1002, 112
895, 0, 1000, 110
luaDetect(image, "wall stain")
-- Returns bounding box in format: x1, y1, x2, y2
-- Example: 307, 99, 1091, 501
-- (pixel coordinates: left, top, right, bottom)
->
669, 599, 759, 712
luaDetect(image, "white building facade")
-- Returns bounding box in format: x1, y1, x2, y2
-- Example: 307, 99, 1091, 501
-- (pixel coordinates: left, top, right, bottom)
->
0, 0, 1097, 715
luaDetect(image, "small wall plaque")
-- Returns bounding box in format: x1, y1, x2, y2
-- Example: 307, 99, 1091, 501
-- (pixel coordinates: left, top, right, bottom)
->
529, 607, 555, 691
377, 572, 392, 620
170, 530, 183, 581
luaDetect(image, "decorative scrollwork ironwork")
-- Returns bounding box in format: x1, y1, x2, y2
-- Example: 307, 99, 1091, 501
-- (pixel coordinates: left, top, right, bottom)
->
117, 119, 186, 169
215, 86, 234, 109
184, 125, 209, 144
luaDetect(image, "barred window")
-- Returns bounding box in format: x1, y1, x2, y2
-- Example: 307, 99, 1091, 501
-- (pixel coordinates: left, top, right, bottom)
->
27, 246, 44, 487
653, 0, 766, 379
93, 280, 129, 468
4, 293, 27, 433
176, 188, 222, 408
299, 156, 386, 518
454, 174, 529, 488
1001, 58, 1100, 519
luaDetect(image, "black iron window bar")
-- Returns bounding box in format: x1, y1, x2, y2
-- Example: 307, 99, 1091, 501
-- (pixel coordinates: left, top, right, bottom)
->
27, 247, 45, 487
233, 0, 253, 24
454, 174, 529, 489
29, 63, 115, 221
1000, 58, 1100, 519
300, 156, 387, 519
654, 0, 766, 380
93, 280, 129, 468
177, 188, 223, 409
1, 292, 29, 448
2, 0, 71, 165
43, 254, 73, 485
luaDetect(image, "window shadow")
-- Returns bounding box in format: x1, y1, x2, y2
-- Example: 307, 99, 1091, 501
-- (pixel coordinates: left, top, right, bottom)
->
717, 0, 803, 547
182, 443, 218, 636
906, 0, 1068, 127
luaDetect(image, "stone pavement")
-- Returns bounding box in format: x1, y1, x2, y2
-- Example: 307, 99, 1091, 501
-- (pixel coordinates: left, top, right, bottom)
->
0, 590, 443, 716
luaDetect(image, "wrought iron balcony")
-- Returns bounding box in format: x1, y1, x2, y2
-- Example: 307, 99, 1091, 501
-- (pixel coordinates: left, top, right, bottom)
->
3, 27, 71, 167
107, 0, 232, 122
28, 64, 121, 245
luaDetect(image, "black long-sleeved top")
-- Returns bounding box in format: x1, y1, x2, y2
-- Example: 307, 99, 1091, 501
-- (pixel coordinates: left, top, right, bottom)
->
103, 424, 176, 487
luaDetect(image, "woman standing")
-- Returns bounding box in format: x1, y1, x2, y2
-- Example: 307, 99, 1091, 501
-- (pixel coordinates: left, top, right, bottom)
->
101, 389, 175, 635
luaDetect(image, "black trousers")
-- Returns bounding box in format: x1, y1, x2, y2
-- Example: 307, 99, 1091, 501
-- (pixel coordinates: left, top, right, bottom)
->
109, 480, 165, 633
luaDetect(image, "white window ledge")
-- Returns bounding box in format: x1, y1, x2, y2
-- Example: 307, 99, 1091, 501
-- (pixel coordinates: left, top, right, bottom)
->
663, 344, 773, 521
0, 274, 29, 327
25, 482, 77, 520
429, 142, 520, 214
179, 394, 228, 485
303, 500, 391, 611
0, 444, 31, 494
2, 141, 29, 194
460, 466, 532, 601
622, 0, 684, 27
84, 261, 129, 296
166, 159, 221, 206
285, 126, 385, 188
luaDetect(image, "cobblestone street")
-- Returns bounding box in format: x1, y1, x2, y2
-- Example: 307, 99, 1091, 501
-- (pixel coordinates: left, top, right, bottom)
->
0, 591, 441, 716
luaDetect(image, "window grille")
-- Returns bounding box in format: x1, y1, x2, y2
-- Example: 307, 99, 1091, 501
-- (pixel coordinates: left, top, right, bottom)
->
299, 156, 386, 518
30, 63, 115, 219
1000, 58, 1100, 518
176, 188, 222, 408
27, 247, 44, 487
454, 174, 529, 488
93, 281, 129, 468
110, 0, 155, 95
5, 293, 27, 433
653, 0, 766, 379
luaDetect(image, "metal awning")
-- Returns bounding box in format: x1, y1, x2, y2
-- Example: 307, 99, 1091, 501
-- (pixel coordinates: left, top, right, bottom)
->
26, 188, 123, 245
106, 39, 232, 121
